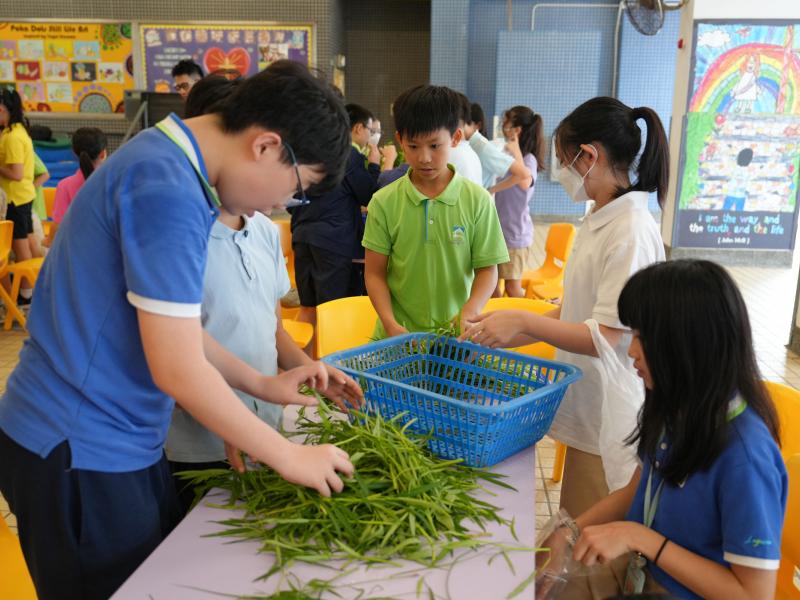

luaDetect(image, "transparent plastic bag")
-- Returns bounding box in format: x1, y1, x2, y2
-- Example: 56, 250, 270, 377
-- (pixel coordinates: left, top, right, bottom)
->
535, 508, 582, 599
585, 319, 643, 492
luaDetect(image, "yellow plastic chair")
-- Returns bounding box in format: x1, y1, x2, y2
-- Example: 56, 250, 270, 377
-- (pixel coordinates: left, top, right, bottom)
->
777, 453, 800, 600
483, 297, 558, 360
316, 296, 377, 358
282, 319, 313, 349
765, 381, 800, 462
522, 223, 576, 299
42, 187, 56, 237
0, 516, 37, 600
528, 280, 565, 303
0, 220, 41, 331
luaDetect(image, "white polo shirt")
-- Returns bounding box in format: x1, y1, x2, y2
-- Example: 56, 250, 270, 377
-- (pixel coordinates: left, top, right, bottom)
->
549, 191, 665, 454
449, 140, 483, 186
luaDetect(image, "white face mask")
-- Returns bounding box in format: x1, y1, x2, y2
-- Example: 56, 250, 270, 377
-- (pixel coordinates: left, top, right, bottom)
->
555, 145, 597, 202
369, 132, 381, 146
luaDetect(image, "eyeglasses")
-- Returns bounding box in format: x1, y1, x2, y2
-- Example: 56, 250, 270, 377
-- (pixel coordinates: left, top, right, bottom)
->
174, 82, 192, 92
283, 142, 310, 208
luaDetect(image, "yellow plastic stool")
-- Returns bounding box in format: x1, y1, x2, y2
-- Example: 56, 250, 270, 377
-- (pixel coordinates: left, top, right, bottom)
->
0, 517, 37, 599
522, 223, 576, 298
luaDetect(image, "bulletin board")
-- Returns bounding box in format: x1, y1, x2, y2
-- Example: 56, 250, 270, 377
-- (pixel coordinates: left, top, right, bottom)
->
139, 23, 314, 92
673, 20, 800, 250
0, 21, 134, 113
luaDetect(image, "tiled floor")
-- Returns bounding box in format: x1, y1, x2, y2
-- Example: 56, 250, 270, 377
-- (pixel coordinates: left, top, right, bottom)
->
2, 223, 800, 540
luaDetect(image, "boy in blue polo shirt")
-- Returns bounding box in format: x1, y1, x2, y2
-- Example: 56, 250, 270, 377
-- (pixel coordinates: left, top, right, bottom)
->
0, 62, 356, 600
362, 85, 509, 338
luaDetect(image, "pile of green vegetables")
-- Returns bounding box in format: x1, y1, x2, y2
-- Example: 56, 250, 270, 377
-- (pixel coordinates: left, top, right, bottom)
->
179, 398, 521, 582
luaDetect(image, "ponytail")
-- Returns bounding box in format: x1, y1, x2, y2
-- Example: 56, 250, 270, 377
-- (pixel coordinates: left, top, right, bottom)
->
630, 106, 670, 206
71, 127, 107, 181
79, 150, 95, 179
504, 106, 546, 172
555, 97, 670, 207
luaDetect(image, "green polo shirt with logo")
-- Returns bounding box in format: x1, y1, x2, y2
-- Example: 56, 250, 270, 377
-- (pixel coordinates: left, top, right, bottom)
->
363, 166, 509, 337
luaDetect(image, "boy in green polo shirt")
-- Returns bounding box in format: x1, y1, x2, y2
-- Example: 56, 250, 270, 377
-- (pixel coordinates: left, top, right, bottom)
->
363, 85, 509, 338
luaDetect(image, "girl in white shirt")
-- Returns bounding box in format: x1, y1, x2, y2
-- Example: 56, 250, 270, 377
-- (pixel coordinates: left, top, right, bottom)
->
461, 97, 669, 516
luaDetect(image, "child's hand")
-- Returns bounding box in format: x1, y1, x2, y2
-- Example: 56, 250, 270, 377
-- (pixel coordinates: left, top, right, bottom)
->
259, 364, 330, 407
273, 442, 354, 497
380, 144, 398, 167
225, 441, 247, 473
318, 363, 365, 411
459, 311, 523, 347
385, 322, 409, 338
572, 521, 642, 566
367, 143, 381, 165
504, 135, 522, 160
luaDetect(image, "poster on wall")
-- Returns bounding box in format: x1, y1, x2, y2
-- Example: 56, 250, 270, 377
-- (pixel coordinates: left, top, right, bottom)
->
0, 21, 134, 113
674, 21, 800, 250
139, 23, 313, 93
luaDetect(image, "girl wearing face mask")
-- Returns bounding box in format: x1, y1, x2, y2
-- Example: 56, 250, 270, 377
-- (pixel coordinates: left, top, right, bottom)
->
461, 97, 668, 516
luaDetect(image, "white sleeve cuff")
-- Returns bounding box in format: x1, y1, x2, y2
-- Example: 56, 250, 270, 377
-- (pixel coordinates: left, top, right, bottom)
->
723, 551, 781, 571
127, 291, 201, 318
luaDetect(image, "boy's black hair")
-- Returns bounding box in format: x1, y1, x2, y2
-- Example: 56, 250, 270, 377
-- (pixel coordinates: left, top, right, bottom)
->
618, 260, 780, 486
392, 84, 461, 139
470, 102, 487, 137
455, 92, 471, 126
555, 97, 670, 206
28, 124, 53, 142
171, 59, 204, 79
219, 60, 350, 196
184, 75, 243, 119
737, 147, 754, 167
0, 88, 27, 131
71, 127, 107, 180
345, 103, 373, 129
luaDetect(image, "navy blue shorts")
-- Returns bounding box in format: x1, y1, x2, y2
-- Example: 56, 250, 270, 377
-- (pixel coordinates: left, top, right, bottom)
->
0, 428, 181, 600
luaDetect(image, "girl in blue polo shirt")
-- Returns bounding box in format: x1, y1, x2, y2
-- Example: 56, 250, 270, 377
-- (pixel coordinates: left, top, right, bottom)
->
558, 260, 787, 599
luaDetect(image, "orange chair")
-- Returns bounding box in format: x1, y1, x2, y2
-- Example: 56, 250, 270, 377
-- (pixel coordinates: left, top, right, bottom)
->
282, 319, 313, 349
0, 220, 43, 331
0, 516, 37, 600
522, 223, 576, 300
273, 218, 295, 287
316, 296, 377, 358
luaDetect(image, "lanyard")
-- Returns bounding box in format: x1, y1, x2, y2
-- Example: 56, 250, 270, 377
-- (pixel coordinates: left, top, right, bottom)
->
626, 396, 748, 593
643, 395, 747, 527
155, 115, 221, 208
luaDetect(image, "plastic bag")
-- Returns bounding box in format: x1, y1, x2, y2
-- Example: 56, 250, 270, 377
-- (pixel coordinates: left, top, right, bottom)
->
586, 318, 643, 492
535, 508, 582, 600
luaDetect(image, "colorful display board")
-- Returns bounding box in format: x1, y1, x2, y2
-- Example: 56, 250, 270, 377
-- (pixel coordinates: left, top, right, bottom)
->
674, 21, 800, 250
0, 21, 134, 113
139, 23, 313, 93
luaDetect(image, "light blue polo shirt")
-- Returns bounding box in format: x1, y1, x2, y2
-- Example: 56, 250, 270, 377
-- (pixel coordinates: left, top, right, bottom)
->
166, 213, 290, 462
627, 406, 787, 599
468, 131, 514, 189
0, 116, 219, 472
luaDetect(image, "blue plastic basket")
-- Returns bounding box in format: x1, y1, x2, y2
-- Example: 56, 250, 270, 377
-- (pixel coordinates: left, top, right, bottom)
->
323, 333, 582, 467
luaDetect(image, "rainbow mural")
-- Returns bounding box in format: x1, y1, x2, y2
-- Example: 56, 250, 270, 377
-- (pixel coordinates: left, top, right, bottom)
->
690, 25, 800, 115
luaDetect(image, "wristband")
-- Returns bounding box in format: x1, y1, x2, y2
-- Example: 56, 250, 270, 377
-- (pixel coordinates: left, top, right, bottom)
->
653, 536, 669, 565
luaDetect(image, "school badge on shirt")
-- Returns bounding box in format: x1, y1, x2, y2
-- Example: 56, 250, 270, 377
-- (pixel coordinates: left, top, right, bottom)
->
451, 225, 466, 244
